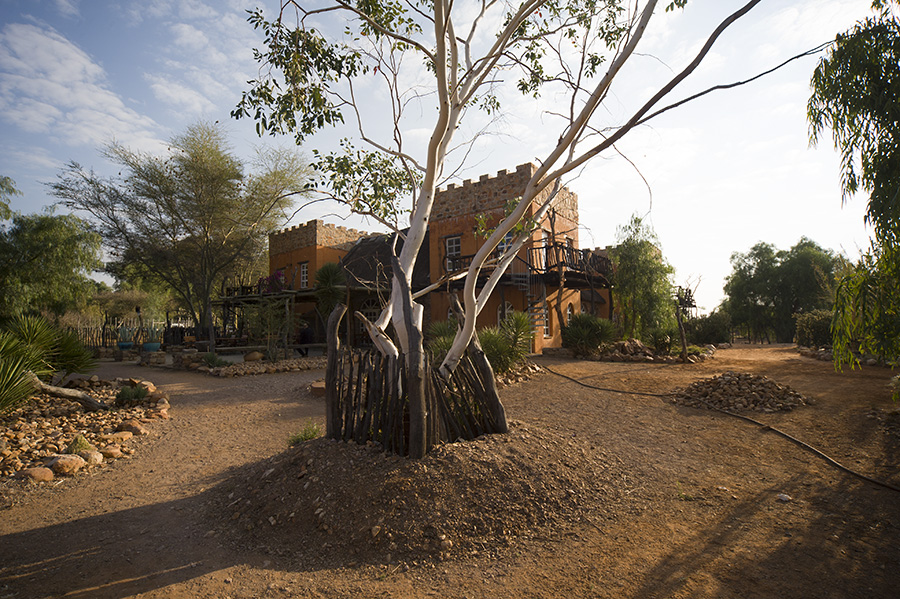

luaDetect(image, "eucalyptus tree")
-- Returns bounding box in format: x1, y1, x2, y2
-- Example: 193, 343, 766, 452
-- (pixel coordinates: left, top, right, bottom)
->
52, 122, 309, 339
236, 0, 764, 455
808, 0, 900, 366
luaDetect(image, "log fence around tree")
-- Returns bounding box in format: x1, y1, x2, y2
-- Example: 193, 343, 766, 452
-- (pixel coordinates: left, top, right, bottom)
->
324, 304, 507, 456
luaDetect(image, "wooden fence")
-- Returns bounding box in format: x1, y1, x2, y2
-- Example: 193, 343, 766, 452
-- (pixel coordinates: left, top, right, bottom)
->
329, 348, 505, 455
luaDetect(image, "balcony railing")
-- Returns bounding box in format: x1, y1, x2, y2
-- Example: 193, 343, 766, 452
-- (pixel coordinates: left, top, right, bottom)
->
442, 241, 612, 279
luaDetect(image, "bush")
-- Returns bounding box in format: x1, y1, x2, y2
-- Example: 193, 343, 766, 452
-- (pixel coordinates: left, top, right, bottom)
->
562, 313, 617, 357
289, 421, 323, 445
647, 327, 676, 355
426, 312, 532, 374
116, 384, 149, 404
0, 316, 95, 414
203, 352, 230, 368
686, 311, 732, 345
794, 310, 833, 348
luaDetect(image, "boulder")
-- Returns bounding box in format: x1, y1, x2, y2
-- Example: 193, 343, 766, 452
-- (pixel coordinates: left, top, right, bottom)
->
117, 419, 150, 436
79, 450, 104, 466
100, 445, 124, 459
310, 380, 326, 397
244, 351, 265, 362
46, 454, 86, 476
20, 467, 54, 482
65, 434, 95, 454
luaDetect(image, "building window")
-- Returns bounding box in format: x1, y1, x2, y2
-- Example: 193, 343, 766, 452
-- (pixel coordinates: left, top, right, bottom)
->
299, 262, 309, 289
544, 301, 551, 337
357, 299, 381, 337
445, 235, 461, 271
497, 231, 514, 255
497, 301, 514, 325
566, 302, 574, 324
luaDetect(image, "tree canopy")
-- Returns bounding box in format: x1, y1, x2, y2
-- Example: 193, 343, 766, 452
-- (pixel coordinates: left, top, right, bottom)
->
0, 211, 101, 321
610, 215, 674, 340
809, 0, 900, 366
235, 0, 764, 456
51, 122, 310, 331
0, 175, 20, 220
722, 238, 842, 343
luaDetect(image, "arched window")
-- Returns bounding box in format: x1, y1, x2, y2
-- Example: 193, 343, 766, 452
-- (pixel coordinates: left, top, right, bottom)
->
543, 301, 551, 337
566, 303, 574, 324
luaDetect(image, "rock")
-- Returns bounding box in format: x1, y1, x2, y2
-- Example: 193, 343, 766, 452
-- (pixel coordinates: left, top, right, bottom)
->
100, 445, 124, 459
46, 454, 86, 475
20, 467, 54, 482
310, 380, 326, 397
101, 431, 134, 444
66, 434, 95, 454
79, 450, 103, 466
244, 351, 265, 362
117, 419, 150, 436
776, 493, 792, 503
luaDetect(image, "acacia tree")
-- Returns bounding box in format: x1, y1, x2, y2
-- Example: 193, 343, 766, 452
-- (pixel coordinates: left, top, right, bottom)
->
808, 0, 900, 366
237, 0, 764, 456
610, 215, 674, 340
52, 123, 309, 341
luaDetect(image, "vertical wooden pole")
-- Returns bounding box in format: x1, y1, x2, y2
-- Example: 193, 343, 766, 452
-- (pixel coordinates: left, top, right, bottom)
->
325, 304, 347, 440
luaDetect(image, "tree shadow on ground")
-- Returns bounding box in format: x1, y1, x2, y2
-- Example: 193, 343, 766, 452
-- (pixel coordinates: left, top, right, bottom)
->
625, 474, 900, 599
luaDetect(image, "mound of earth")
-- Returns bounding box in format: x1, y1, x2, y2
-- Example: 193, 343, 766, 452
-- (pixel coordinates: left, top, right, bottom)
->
210, 421, 626, 567
671, 370, 807, 412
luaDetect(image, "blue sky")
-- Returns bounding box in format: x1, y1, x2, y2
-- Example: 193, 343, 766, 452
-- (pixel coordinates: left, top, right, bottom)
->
0, 0, 878, 312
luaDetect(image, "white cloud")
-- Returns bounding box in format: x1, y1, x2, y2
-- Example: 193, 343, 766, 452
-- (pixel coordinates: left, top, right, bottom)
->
0, 23, 160, 148
145, 73, 216, 115
53, 0, 80, 18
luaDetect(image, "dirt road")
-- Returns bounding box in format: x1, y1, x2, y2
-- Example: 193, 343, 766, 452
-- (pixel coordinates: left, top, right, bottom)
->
1, 345, 898, 598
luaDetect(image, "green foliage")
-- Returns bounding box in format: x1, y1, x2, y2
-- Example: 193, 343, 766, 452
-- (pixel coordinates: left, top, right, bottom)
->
202, 352, 230, 368
686, 311, 732, 345
289, 421, 324, 446
831, 244, 900, 366
116, 384, 149, 403
314, 262, 346, 317
794, 309, 834, 348
562, 313, 617, 357
427, 313, 531, 374
0, 316, 96, 414
0, 211, 101, 320
611, 215, 675, 339
722, 238, 842, 343
647, 327, 676, 355
809, 2, 900, 369
52, 122, 310, 330
0, 175, 20, 220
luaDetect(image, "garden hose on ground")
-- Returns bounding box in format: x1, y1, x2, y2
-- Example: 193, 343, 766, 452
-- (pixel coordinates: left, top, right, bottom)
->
542, 364, 900, 495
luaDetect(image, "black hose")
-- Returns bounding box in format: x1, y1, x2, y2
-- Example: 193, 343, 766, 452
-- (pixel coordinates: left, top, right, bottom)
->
542, 364, 900, 494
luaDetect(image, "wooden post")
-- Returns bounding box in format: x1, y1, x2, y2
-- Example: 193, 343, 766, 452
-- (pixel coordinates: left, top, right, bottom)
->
325, 304, 347, 439
448, 295, 509, 434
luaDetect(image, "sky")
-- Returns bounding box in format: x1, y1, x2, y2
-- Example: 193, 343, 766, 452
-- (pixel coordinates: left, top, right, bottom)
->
0, 0, 878, 313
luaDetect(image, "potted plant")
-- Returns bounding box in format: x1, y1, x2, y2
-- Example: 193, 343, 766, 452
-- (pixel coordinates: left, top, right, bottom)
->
142, 324, 163, 353
117, 326, 134, 350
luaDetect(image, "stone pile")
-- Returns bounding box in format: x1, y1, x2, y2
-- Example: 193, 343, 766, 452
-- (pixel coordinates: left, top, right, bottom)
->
596, 339, 718, 364
172, 349, 205, 370
671, 371, 808, 413
0, 377, 168, 481
209, 356, 327, 377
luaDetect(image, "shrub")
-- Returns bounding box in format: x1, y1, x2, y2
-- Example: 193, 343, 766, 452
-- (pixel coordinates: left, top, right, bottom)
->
203, 352, 230, 368
686, 311, 732, 345
794, 310, 833, 348
562, 313, 617, 357
116, 384, 149, 403
647, 327, 676, 355
0, 316, 95, 414
289, 421, 323, 445
426, 312, 532, 375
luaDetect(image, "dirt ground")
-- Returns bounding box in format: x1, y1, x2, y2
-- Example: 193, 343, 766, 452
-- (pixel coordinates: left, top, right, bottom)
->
1, 344, 899, 599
